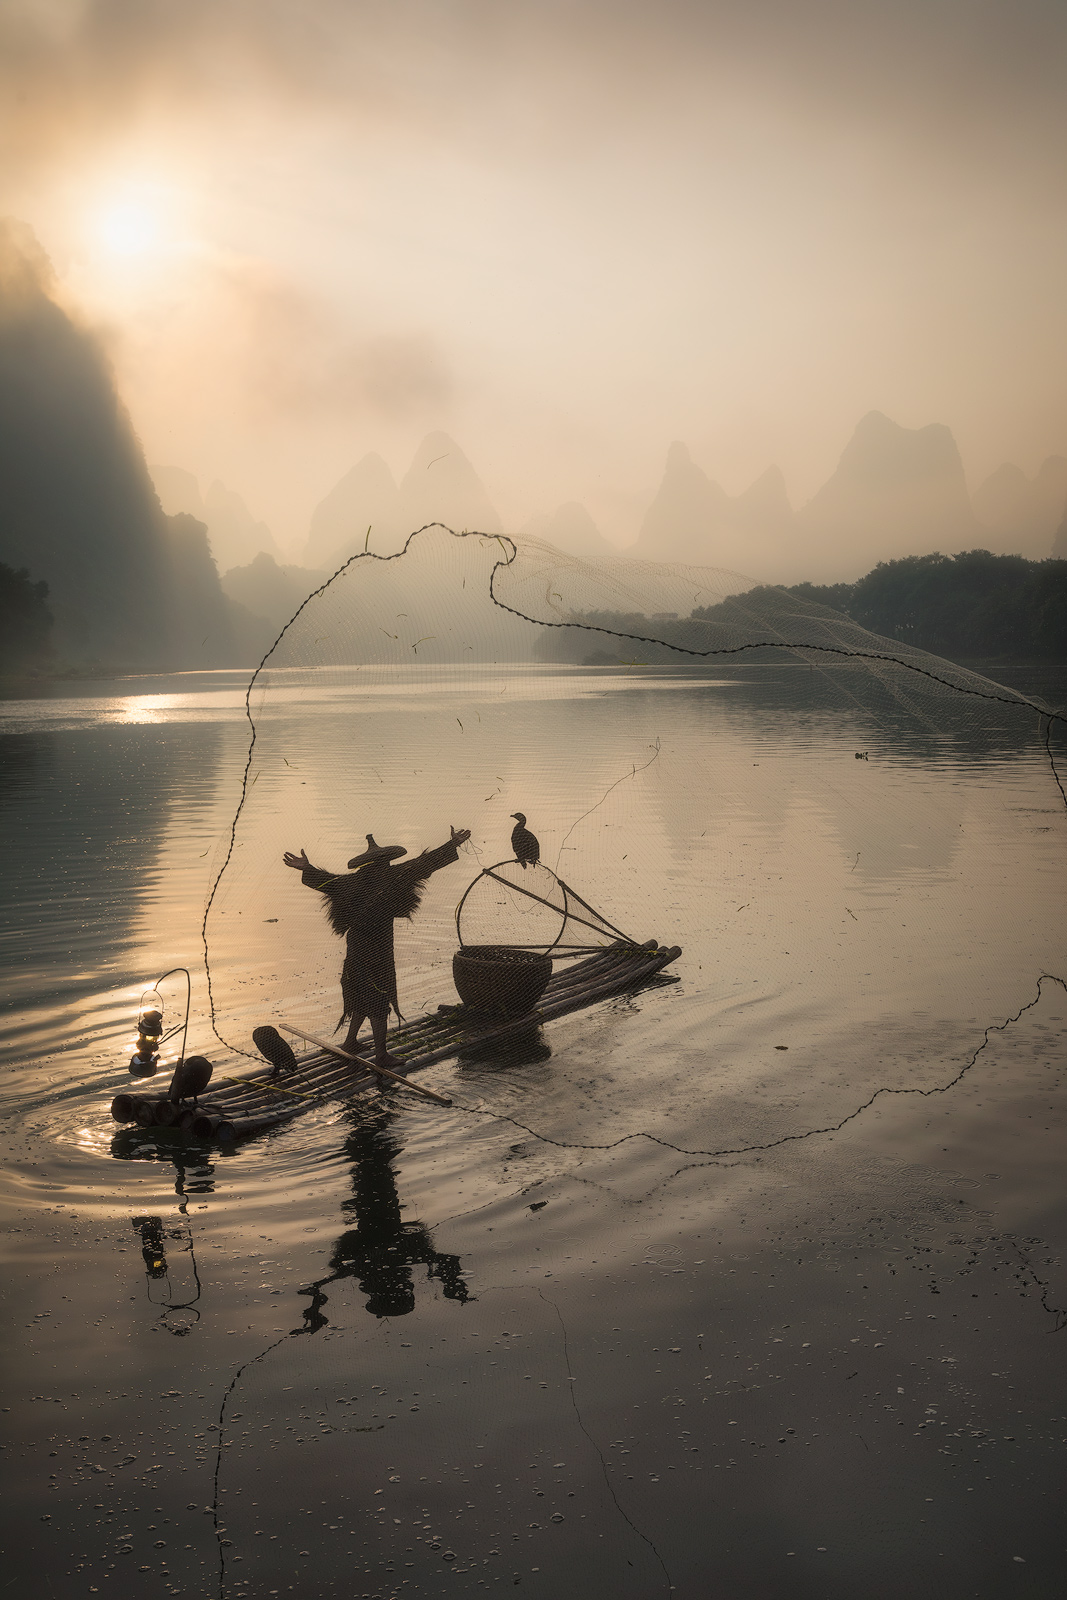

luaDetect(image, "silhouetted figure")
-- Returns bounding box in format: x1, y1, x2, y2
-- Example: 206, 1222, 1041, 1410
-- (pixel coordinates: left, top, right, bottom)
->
296, 1110, 472, 1325
167, 1055, 213, 1103
252, 1024, 298, 1076
510, 812, 540, 868
284, 826, 470, 1065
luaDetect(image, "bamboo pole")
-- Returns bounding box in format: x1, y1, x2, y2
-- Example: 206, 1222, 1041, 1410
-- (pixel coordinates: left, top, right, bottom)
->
201, 1078, 314, 1113
190, 1110, 237, 1140
218, 1048, 383, 1102
556, 878, 636, 945
481, 869, 631, 943
221, 1108, 304, 1136
278, 1024, 454, 1106
214, 1051, 382, 1106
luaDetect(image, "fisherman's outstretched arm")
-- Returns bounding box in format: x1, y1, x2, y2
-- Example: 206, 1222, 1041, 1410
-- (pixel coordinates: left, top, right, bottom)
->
401, 826, 471, 884
282, 848, 335, 891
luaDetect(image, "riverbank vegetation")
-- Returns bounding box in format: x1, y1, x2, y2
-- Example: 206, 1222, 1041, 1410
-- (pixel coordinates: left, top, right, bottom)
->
0, 562, 53, 676
537, 551, 1067, 668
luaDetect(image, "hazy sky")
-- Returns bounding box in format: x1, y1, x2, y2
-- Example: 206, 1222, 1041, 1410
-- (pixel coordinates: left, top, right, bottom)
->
3, 0, 1065, 550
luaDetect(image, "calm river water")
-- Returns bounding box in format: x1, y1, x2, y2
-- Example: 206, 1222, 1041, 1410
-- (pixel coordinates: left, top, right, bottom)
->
1, 660, 1065, 1600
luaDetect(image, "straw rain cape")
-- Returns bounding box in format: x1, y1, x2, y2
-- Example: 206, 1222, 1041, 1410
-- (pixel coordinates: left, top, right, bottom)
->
301, 837, 461, 1022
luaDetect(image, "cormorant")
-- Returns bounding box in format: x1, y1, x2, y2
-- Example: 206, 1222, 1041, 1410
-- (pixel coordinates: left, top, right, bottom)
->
252, 1024, 298, 1077
167, 1055, 213, 1104
510, 812, 540, 869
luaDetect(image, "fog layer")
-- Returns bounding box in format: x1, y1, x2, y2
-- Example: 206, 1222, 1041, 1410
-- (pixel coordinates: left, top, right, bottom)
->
1, 0, 1064, 553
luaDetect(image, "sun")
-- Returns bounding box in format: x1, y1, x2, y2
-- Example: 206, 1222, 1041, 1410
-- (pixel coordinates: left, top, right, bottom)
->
96, 198, 163, 256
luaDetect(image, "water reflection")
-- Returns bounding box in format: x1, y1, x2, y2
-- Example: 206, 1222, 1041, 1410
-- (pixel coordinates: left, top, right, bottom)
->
119, 1142, 214, 1334
110, 1126, 226, 1187
130, 1213, 203, 1335
457, 1019, 553, 1070
0, 718, 228, 1034
297, 1106, 473, 1327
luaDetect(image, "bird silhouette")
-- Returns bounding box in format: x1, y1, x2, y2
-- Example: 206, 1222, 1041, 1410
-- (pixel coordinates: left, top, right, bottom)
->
167, 1055, 213, 1104
510, 812, 540, 869
252, 1025, 298, 1077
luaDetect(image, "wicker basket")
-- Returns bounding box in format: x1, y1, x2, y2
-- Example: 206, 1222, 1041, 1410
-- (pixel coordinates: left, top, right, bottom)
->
452, 945, 552, 1016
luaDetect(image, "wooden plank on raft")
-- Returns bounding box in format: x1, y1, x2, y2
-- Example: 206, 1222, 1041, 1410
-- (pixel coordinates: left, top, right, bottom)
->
278, 1024, 454, 1107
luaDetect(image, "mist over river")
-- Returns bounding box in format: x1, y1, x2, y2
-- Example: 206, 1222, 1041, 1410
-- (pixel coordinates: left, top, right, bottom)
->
2, 661, 1065, 1600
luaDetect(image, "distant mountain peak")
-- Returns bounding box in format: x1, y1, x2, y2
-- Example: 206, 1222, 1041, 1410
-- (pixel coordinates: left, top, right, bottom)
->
833, 410, 964, 486
631, 441, 735, 561
1036, 454, 1067, 489
519, 501, 616, 563
327, 451, 397, 497
973, 454, 1067, 554
798, 410, 978, 572
734, 464, 791, 526
151, 464, 204, 520
305, 434, 501, 565
401, 432, 482, 494
304, 451, 400, 565
399, 432, 500, 534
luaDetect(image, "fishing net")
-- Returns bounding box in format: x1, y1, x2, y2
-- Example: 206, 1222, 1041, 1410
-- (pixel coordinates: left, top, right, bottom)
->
201, 522, 1065, 1168
75, 523, 1067, 1599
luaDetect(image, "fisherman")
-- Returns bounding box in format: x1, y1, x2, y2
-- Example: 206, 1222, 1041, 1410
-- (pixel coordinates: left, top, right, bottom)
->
283, 827, 471, 1067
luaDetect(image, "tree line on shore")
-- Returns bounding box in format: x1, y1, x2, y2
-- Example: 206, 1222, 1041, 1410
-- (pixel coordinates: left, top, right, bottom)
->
5, 546, 1066, 679
533, 549, 1067, 669
787, 549, 1066, 663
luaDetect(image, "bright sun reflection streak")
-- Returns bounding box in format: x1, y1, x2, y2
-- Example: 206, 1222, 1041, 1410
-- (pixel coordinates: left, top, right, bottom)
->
120, 695, 171, 724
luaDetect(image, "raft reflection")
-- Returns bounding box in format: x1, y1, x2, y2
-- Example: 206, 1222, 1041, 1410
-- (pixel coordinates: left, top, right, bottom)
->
110, 1099, 473, 1329
297, 1105, 472, 1327
110, 1126, 221, 1194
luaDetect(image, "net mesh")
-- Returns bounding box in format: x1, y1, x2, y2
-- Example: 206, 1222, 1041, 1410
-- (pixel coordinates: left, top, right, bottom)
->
201, 523, 1065, 1165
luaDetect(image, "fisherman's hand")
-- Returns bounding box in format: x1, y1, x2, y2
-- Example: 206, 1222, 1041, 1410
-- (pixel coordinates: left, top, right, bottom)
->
450, 826, 472, 847
283, 849, 311, 870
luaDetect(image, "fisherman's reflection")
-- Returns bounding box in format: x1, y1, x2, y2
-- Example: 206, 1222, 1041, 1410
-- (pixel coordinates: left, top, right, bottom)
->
296, 1107, 472, 1329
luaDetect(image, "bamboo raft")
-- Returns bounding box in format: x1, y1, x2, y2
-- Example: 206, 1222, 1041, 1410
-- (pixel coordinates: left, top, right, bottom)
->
110, 939, 682, 1143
